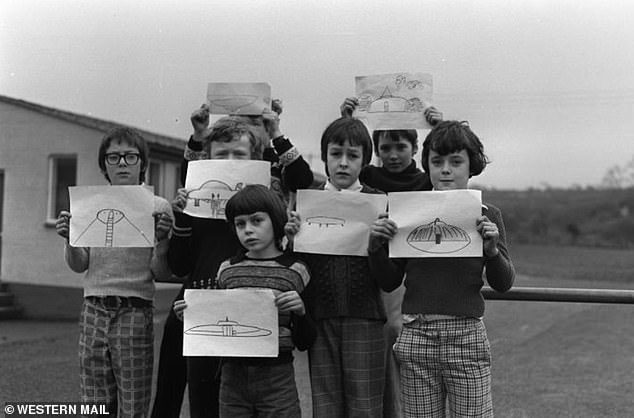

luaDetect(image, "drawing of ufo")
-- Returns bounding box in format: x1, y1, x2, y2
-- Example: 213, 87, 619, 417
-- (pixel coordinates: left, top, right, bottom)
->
186, 180, 244, 207
185, 317, 272, 337
306, 216, 345, 228
368, 87, 410, 113
208, 94, 258, 114
407, 218, 471, 253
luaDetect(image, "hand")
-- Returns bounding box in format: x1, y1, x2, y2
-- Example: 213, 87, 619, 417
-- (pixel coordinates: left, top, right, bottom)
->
284, 211, 302, 239
271, 98, 283, 116
154, 211, 173, 241
190, 104, 212, 143
262, 108, 282, 139
368, 213, 397, 252
173, 299, 187, 321
55, 211, 72, 240
171, 188, 188, 213
275, 291, 305, 316
424, 106, 443, 126
477, 216, 500, 257
340, 97, 359, 118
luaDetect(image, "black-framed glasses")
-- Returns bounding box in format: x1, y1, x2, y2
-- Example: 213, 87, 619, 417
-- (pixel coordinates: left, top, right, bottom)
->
105, 153, 140, 165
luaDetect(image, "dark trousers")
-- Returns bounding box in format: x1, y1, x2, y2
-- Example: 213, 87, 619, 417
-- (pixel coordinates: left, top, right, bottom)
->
187, 356, 222, 418
151, 285, 222, 418
151, 299, 187, 418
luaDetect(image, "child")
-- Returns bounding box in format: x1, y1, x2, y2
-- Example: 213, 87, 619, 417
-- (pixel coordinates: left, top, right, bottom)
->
55, 127, 173, 417
174, 185, 315, 418
340, 96, 442, 192
285, 117, 390, 418
152, 107, 314, 418
341, 96, 441, 417
367, 121, 515, 417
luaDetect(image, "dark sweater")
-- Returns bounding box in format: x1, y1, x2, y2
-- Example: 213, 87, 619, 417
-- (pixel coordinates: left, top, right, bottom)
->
298, 185, 388, 322
168, 215, 239, 289
360, 161, 432, 193
368, 203, 515, 318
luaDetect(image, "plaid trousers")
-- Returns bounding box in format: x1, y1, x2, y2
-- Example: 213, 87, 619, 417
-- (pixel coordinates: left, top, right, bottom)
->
79, 298, 154, 418
393, 317, 493, 418
309, 317, 385, 418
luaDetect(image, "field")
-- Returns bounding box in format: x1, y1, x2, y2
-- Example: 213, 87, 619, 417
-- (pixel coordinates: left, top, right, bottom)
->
1, 244, 633, 417
510, 243, 634, 283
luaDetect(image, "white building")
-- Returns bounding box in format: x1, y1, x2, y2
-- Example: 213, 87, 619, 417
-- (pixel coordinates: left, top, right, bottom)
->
0, 95, 185, 318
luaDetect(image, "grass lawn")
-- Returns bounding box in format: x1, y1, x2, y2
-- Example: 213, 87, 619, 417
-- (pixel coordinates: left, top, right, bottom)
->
510, 243, 634, 283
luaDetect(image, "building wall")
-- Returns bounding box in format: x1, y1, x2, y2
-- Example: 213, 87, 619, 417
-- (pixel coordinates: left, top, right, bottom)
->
0, 102, 106, 288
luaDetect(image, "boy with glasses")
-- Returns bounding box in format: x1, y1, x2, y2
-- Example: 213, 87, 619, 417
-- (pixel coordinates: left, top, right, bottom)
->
55, 127, 173, 417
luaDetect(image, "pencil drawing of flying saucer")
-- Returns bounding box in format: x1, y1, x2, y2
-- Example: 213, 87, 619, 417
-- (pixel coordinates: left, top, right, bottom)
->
208, 95, 258, 114
72, 208, 152, 247
368, 87, 411, 113
185, 317, 272, 337
306, 216, 345, 228
407, 218, 471, 253
186, 180, 243, 206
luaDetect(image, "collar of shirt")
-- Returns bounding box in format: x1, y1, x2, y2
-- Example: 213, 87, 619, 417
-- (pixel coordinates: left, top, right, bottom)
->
325, 179, 363, 192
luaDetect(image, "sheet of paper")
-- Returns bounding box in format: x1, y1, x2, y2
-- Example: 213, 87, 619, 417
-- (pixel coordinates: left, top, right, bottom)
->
294, 190, 388, 256
206, 82, 271, 115
183, 289, 278, 357
68, 185, 155, 248
354, 72, 433, 130
183, 160, 271, 219
388, 190, 483, 258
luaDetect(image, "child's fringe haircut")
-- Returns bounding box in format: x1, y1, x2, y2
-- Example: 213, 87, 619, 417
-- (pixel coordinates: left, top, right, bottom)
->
421, 121, 489, 177
225, 184, 288, 243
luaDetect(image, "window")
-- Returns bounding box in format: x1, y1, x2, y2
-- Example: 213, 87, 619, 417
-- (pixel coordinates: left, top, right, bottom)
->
148, 161, 163, 196
147, 159, 180, 200
47, 155, 77, 222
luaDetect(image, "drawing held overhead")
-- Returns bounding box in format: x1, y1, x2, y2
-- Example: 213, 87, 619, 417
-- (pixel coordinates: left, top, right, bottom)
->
355, 72, 433, 130
206, 82, 271, 115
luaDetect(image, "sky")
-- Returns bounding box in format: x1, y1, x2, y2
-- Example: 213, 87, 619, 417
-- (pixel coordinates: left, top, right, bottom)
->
2, 0, 634, 190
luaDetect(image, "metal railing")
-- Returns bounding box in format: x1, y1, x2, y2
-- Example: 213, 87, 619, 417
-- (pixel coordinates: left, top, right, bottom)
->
482, 286, 634, 304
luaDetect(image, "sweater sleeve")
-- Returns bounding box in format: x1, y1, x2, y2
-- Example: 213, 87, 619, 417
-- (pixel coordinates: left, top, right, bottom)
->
64, 242, 90, 273
291, 310, 317, 351
180, 136, 206, 186
484, 205, 515, 293
150, 196, 174, 282
367, 244, 407, 292
167, 211, 195, 278
272, 136, 314, 191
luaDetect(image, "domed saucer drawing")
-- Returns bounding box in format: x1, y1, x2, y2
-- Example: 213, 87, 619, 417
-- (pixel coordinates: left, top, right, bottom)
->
407, 218, 471, 254
186, 180, 245, 218
185, 317, 272, 338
